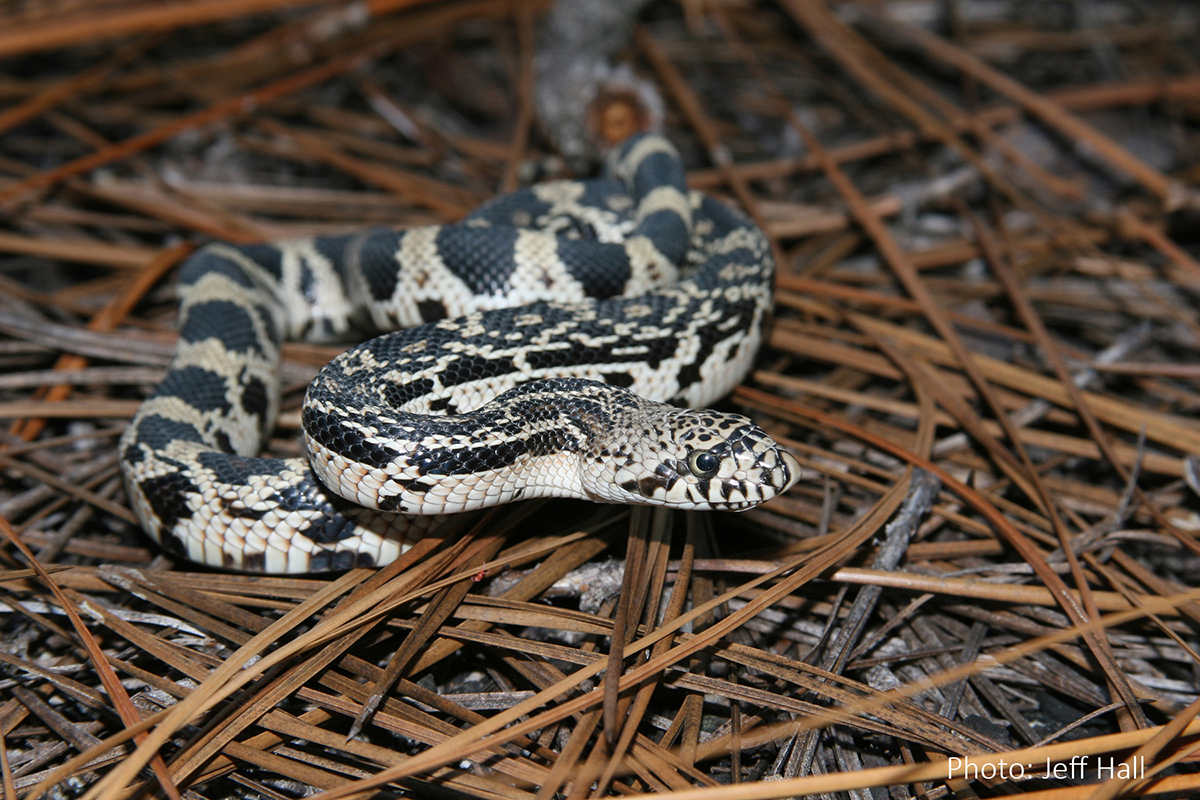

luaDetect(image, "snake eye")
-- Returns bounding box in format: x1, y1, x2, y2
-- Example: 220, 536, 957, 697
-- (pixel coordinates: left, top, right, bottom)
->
686, 449, 721, 478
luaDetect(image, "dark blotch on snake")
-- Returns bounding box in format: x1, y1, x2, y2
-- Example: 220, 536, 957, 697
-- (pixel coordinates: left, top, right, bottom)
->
638, 475, 667, 498
240, 552, 266, 572
676, 298, 757, 391
310, 549, 368, 571
392, 477, 432, 495
139, 471, 200, 532
313, 232, 353, 275
556, 239, 631, 298
218, 496, 269, 520
197, 451, 278, 486
241, 375, 269, 418
351, 228, 405, 301
602, 372, 634, 388
379, 376, 435, 410
434, 352, 517, 388
417, 300, 447, 323
298, 262, 315, 301
180, 300, 273, 354
159, 527, 191, 561
635, 207, 690, 264
155, 367, 232, 414
134, 415, 206, 451
178, 247, 257, 287
435, 225, 520, 297
237, 244, 284, 281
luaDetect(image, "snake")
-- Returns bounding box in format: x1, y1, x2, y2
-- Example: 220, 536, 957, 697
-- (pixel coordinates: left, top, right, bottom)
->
119, 134, 801, 573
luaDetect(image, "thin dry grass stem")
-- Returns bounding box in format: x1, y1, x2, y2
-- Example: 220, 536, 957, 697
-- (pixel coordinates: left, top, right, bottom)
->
975, 215, 1200, 560
768, 313, 1200, 454
0, 0, 396, 59
0, 39, 392, 205
7, 241, 190, 444
662, 595, 1200, 796
684, 74, 1200, 191
861, 5, 1180, 206
0, 399, 141, 419
600, 508, 652, 750
593, 509, 679, 795
500, 0, 536, 194
634, 28, 785, 268
632, 723, 1200, 800
980, 225, 1150, 710
736, 383, 1193, 692
345, 518, 510, 738
0, 231, 160, 269
778, 1, 1049, 225
306, 479, 917, 798
256, 118, 479, 218
0, 513, 181, 799
1115, 207, 1200, 284
780, 7, 1093, 535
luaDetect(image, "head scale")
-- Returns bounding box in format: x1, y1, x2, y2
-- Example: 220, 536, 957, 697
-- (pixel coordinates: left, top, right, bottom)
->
579, 402, 801, 510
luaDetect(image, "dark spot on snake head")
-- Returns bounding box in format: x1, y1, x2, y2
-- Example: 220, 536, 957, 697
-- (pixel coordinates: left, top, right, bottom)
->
620, 478, 639, 494
637, 475, 667, 498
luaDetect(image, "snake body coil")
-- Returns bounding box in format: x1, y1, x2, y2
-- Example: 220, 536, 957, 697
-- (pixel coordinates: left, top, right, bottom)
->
120, 135, 800, 572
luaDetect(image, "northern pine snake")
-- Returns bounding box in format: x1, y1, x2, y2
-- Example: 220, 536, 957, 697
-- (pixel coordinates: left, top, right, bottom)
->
120, 134, 800, 572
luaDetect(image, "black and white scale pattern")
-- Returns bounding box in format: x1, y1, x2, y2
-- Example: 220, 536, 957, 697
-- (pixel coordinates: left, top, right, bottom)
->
120, 134, 801, 572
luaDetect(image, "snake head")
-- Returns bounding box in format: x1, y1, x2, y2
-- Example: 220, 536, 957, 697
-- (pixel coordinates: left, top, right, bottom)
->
583, 406, 801, 511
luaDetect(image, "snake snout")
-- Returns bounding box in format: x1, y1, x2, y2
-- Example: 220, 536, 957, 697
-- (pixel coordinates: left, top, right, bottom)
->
708, 427, 801, 510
